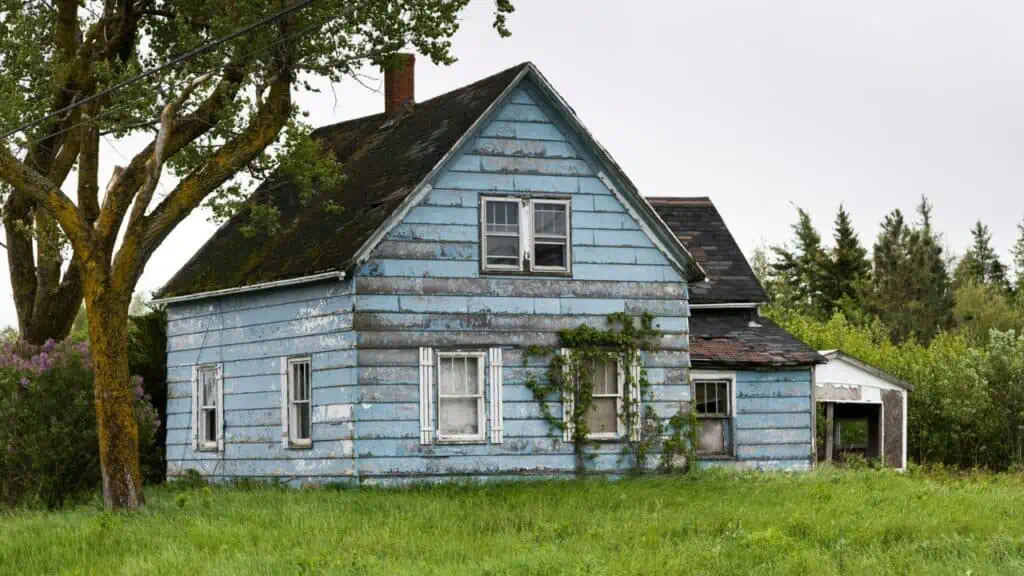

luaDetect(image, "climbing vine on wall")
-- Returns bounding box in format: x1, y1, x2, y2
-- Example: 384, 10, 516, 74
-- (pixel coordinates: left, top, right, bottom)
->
524, 312, 696, 476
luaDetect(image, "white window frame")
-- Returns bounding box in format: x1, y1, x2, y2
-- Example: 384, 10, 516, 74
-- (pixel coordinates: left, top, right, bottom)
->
587, 357, 625, 441
691, 370, 736, 456
435, 350, 487, 443
197, 364, 220, 451
288, 357, 312, 448
480, 196, 524, 272
528, 197, 571, 274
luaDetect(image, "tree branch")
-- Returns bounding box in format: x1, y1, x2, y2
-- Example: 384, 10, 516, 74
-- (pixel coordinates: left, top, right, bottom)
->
112, 76, 292, 291
94, 62, 245, 252
0, 145, 94, 256
127, 72, 212, 232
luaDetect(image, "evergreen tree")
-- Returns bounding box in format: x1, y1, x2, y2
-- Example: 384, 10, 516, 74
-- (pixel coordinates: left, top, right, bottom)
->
955, 221, 1010, 291
1012, 219, 1024, 295
770, 208, 828, 316
867, 198, 953, 343
823, 205, 870, 315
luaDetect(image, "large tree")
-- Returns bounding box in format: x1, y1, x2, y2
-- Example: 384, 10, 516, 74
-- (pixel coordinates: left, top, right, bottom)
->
867, 199, 953, 343
955, 220, 1010, 292
770, 207, 828, 315
1012, 218, 1024, 295
0, 0, 513, 510
822, 204, 869, 315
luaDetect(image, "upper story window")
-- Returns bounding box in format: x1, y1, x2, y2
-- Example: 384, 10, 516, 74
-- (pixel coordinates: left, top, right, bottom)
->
481, 196, 571, 274
195, 364, 221, 452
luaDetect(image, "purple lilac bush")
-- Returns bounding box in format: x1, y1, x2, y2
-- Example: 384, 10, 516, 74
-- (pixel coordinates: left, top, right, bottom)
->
0, 339, 160, 508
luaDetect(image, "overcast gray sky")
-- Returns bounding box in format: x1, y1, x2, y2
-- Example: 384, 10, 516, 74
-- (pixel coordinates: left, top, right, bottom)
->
3, 0, 1023, 327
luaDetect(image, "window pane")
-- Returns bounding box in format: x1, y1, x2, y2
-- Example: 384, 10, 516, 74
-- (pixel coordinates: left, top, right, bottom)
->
717, 381, 729, 416
697, 419, 725, 453
586, 397, 618, 435
695, 381, 719, 415
203, 409, 217, 442
486, 201, 519, 234
292, 362, 310, 402
486, 235, 519, 267
534, 203, 566, 235
202, 370, 217, 408
588, 359, 617, 395
297, 403, 311, 440
439, 397, 479, 435
534, 242, 566, 268
440, 357, 478, 394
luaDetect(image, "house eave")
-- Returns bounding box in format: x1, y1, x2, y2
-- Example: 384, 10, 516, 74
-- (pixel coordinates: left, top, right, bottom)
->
151, 270, 347, 306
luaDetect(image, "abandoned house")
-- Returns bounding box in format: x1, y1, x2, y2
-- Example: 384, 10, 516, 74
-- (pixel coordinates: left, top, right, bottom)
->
156, 58, 825, 483
815, 350, 911, 469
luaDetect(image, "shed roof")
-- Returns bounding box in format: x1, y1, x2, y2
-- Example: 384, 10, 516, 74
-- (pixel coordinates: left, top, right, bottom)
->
819, 350, 914, 391
689, 310, 824, 368
648, 197, 768, 305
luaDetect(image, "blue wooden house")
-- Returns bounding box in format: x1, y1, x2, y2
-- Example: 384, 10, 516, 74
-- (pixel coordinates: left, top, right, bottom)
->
156, 57, 822, 483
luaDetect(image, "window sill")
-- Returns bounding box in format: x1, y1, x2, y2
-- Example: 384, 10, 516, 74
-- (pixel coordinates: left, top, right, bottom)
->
586, 434, 625, 442
196, 446, 219, 453
286, 441, 313, 450
435, 437, 487, 445
479, 269, 572, 278
696, 453, 736, 461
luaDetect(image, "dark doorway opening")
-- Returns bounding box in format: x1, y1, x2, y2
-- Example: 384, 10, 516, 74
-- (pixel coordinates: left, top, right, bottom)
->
816, 402, 882, 464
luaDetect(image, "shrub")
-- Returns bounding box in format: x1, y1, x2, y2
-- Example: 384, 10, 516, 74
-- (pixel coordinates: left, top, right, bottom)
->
0, 339, 160, 508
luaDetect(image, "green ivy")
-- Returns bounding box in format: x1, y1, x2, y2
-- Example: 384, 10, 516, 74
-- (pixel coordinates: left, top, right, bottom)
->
523, 312, 695, 476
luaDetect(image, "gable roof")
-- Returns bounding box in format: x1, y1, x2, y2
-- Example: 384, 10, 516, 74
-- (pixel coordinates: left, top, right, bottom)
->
689, 310, 824, 368
648, 197, 768, 305
157, 63, 703, 301
820, 350, 914, 391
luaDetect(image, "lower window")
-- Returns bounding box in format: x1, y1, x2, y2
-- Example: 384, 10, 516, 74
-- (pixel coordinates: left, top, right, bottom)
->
288, 357, 312, 446
198, 365, 219, 450
437, 352, 486, 442
694, 377, 732, 455
586, 357, 622, 439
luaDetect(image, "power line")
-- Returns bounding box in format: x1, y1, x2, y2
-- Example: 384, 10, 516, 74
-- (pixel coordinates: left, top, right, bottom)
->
16, 15, 330, 151
1, 0, 317, 140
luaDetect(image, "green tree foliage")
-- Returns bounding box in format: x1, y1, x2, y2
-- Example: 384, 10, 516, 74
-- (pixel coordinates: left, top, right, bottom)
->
1010, 219, 1024, 295
955, 221, 1010, 292
953, 281, 1024, 346
128, 308, 168, 484
769, 305, 1024, 470
0, 0, 514, 510
866, 200, 953, 344
769, 207, 828, 315
822, 204, 870, 315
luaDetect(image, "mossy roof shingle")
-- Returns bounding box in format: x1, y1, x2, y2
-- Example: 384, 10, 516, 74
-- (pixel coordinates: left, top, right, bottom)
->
158, 62, 531, 299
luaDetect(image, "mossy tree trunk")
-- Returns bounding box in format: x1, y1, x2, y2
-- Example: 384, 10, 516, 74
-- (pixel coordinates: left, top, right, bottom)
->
85, 286, 143, 509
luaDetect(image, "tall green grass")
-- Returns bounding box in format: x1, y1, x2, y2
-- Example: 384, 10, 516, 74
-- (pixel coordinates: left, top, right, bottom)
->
3, 469, 1024, 575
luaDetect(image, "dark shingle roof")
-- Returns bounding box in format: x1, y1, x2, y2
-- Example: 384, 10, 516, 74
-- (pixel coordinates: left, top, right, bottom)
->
648, 197, 767, 305
689, 310, 824, 367
158, 63, 531, 298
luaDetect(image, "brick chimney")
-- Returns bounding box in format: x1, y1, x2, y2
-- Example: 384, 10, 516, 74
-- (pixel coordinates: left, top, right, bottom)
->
384, 53, 415, 116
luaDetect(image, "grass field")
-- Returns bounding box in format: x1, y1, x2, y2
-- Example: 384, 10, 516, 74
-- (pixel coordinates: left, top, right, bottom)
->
3, 469, 1024, 575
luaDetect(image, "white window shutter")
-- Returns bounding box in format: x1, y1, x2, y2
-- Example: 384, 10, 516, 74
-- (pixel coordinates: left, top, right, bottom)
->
280, 357, 289, 448
489, 347, 504, 444
190, 365, 199, 451
419, 347, 434, 445
629, 355, 642, 442
561, 348, 574, 442
216, 364, 225, 452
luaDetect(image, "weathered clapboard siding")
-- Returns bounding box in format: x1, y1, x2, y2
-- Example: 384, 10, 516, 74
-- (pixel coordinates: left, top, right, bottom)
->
165, 77, 699, 483
728, 369, 814, 470
341, 80, 691, 481
165, 279, 357, 479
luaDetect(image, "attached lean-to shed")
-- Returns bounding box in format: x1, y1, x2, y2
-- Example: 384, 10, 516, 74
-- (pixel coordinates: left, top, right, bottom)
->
815, 350, 912, 469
